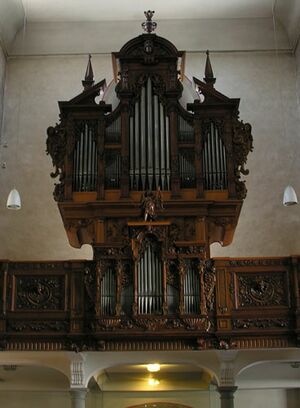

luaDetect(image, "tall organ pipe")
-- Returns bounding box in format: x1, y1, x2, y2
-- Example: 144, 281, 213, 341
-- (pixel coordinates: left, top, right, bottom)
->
73, 122, 97, 192
129, 79, 170, 191
203, 122, 227, 190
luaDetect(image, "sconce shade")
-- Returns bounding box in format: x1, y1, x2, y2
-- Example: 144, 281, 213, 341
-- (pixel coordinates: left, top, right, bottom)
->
7, 188, 21, 210
283, 185, 298, 206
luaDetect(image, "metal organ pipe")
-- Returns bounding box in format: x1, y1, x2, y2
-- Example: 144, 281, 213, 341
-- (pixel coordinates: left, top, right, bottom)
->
73, 121, 97, 192
129, 78, 170, 191
137, 245, 162, 314
203, 122, 227, 190
100, 265, 116, 316
183, 263, 200, 314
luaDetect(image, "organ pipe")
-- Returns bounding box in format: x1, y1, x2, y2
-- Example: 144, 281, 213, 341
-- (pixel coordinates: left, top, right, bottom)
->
129, 78, 170, 191
203, 122, 227, 190
73, 121, 97, 192
100, 264, 116, 316
183, 262, 200, 314
137, 244, 163, 314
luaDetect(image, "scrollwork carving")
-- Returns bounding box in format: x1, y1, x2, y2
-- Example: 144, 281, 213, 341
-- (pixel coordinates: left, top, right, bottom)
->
8, 320, 68, 332
232, 318, 289, 329
46, 122, 67, 202
203, 259, 216, 312
232, 117, 253, 199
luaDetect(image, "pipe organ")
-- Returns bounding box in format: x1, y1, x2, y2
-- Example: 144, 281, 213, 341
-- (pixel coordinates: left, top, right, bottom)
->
0, 10, 298, 357
45, 11, 254, 349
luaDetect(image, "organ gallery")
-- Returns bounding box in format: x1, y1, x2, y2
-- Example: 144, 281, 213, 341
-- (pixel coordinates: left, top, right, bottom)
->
1, 11, 299, 357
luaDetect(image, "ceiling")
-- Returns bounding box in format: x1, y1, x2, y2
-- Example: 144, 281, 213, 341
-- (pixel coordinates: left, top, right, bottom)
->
0, 0, 299, 55
23, 0, 274, 22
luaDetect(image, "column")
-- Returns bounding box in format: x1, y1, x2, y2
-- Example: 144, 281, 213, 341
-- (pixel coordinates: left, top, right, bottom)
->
217, 386, 238, 408
70, 389, 87, 408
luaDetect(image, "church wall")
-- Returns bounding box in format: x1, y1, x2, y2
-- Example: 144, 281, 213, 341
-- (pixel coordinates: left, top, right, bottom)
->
296, 41, 300, 104
0, 42, 6, 139
0, 49, 299, 259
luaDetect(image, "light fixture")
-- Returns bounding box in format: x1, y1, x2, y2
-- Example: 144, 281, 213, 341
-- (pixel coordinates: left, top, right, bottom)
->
7, 188, 21, 210
146, 363, 160, 372
148, 378, 159, 386
283, 185, 298, 206
5, 3, 27, 210
271, 1, 299, 207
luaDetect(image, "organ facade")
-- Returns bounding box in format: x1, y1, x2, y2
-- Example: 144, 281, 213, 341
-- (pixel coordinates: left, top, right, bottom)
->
3, 12, 299, 354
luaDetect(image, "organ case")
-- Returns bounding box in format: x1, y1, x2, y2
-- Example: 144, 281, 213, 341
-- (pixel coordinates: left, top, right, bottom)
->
46, 12, 253, 327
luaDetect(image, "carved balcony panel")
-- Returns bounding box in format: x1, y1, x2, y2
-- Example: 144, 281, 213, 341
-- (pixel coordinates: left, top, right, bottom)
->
0, 256, 299, 352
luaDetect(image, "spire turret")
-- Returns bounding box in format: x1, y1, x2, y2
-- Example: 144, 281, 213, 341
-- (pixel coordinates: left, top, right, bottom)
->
82, 54, 94, 90
204, 50, 216, 85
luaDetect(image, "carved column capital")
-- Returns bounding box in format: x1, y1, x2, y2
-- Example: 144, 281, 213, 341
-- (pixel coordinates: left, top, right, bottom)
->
218, 351, 238, 387
70, 358, 86, 388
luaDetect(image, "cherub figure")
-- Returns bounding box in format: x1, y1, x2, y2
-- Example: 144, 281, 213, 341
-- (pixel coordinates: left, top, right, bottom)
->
141, 187, 164, 221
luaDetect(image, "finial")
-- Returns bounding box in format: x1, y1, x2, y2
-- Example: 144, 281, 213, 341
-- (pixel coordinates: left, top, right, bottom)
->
141, 10, 157, 33
204, 50, 216, 85
82, 54, 94, 90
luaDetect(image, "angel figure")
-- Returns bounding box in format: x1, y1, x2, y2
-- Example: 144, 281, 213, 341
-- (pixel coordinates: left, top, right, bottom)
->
141, 187, 164, 221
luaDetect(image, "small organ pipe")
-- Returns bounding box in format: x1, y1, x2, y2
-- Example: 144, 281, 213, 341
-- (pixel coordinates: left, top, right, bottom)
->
130, 116, 134, 188
147, 79, 153, 189
154, 95, 160, 189
141, 86, 146, 189
135, 102, 140, 189
165, 116, 170, 189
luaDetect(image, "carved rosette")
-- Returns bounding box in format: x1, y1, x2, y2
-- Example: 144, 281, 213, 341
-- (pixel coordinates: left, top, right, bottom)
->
16, 276, 65, 310
237, 273, 288, 308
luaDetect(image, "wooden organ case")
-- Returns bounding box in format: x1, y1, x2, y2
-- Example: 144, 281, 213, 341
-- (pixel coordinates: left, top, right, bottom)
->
45, 11, 254, 348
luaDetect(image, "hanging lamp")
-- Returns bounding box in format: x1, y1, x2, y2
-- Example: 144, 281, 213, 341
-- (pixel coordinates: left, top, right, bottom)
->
272, 1, 299, 207
7, 188, 21, 210
6, 4, 27, 210
283, 185, 298, 206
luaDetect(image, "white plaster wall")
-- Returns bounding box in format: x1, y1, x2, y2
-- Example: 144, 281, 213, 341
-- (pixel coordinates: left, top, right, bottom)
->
235, 389, 287, 408
0, 42, 6, 138
0, 391, 71, 408
0, 47, 299, 259
296, 41, 300, 104
0, 388, 298, 408
10, 18, 289, 56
